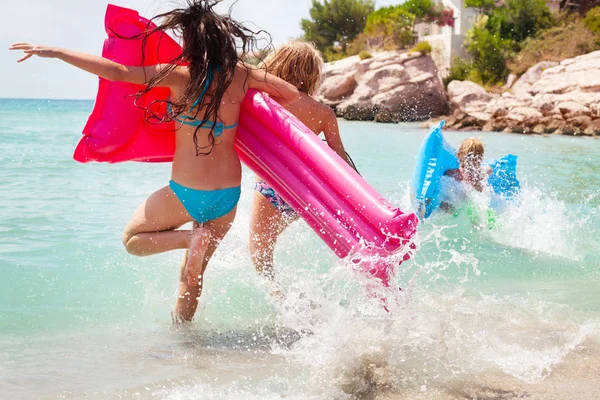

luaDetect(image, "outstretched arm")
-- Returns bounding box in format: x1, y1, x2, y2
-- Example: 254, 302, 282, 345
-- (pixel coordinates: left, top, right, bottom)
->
9, 43, 186, 88
243, 65, 299, 106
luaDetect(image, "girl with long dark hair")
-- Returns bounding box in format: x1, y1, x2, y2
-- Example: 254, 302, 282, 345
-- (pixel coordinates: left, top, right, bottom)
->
10, 0, 299, 322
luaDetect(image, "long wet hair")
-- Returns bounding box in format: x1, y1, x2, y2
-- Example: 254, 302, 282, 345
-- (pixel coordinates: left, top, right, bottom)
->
134, 0, 267, 155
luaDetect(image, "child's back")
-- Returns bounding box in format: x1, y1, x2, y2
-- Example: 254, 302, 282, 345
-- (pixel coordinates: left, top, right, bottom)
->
10, 0, 299, 323
169, 64, 294, 191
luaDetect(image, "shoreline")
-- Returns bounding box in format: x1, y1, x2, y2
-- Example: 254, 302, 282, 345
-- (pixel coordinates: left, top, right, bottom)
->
426, 52, 600, 138
422, 116, 600, 138
317, 50, 600, 138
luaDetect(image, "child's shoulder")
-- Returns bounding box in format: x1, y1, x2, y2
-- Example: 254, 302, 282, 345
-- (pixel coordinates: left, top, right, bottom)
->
300, 92, 334, 118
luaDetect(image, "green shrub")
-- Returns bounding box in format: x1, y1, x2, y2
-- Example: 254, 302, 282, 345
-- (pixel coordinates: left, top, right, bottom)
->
358, 51, 373, 59
346, 33, 368, 56
584, 6, 600, 34
365, 6, 415, 49
301, 0, 375, 54
509, 18, 600, 75
401, 0, 435, 19
443, 57, 473, 86
465, 0, 497, 13
323, 47, 347, 62
411, 41, 432, 54
461, 0, 556, 85
489, 0, 554, 46
464, 16, 512, 84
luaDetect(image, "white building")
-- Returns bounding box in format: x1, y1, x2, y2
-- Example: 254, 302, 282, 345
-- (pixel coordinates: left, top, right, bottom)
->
414, 0, 563, 77
413, 0, 479, 77
546, 0, 561, 12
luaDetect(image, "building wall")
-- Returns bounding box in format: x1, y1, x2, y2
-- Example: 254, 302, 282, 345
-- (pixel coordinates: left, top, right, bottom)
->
420, 34, 450, 77
415, 0, 475, 76
546, 0, 561, 12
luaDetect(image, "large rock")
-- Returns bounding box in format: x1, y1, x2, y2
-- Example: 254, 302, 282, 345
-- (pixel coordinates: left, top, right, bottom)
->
567, 115, 592, 131
319, 55, 361, 105
339, 103, 377, 121
507, 107, 543, 121
502, 74, 518, 91
511, 61, 558, 99
319, 74, 358, 103
583, 118, 600, 135
317, 51, 448, 122
356, 51, 421, 80
530, 51, 600, 95
531, 91, 600, 108
447, 80, 492, 110
484, 95, 530, 116
348, 64, 410, 100
442, 50, 600, 137
554, 101, 591, 118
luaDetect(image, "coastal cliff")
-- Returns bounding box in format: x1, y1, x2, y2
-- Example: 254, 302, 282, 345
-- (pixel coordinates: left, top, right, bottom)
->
319, 49, 600, 136
432, 50, 600, 136
316, 51, 448, 123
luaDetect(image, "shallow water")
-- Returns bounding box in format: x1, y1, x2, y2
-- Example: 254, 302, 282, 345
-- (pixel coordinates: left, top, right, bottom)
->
0, 98, 599, 399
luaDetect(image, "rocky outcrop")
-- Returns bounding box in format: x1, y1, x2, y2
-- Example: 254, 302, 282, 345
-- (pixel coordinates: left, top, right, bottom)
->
509, 61, 558, 99
435, 51, 600, 136
317, 51, 448, 122
318, 56, 360, 102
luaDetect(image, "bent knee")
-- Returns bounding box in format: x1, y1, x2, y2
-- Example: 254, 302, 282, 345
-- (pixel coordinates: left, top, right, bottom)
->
122, 231, 131, 249
122, 231, 143, 256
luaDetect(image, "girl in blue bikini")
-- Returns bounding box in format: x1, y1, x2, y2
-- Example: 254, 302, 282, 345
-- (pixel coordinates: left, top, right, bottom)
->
10, 0, 299, 322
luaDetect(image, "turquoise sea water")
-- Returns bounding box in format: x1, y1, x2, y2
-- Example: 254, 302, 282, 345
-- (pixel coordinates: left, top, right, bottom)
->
1, 98, 599, 399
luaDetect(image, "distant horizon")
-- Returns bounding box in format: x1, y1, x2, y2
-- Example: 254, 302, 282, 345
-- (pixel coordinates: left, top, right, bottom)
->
2, 0, 399, 99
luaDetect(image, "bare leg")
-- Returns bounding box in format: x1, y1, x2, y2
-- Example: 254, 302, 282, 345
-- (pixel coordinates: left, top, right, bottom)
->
173, 207, 237, 323
122, 186, 194, 256
249, 191, 297, 281
184, 225, 211, 287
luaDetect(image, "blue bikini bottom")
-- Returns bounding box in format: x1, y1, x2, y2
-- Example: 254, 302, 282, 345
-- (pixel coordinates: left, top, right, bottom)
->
169, 180, 240, 223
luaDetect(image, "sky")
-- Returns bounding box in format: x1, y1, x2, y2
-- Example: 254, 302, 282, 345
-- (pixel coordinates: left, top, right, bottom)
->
1, 0, 398, 99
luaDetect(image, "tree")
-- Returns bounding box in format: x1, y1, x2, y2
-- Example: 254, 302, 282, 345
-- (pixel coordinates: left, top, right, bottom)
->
465, 16, 512, 83
488, 0, 554, 45
301, 0, 375, 54
364, 6, 416, 48
401, 0, 455, 26
465, 0, 497, 14
361, 2, 454, 51
461, 0, 555, 84
584, 6, 600, 33
401, 0, 435, 20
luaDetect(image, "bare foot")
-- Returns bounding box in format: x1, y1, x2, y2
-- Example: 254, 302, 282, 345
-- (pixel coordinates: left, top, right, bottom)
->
171, 310, 189, 325
184, 228, 211, 287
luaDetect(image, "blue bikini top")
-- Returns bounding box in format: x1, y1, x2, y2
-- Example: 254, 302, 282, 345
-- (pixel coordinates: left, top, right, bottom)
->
171, 67, 238, 137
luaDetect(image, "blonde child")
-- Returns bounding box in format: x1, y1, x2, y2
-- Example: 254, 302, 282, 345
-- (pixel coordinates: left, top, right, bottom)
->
441, 138, 492, 211
445, 138, 492, 191
248, 40, 352, 282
